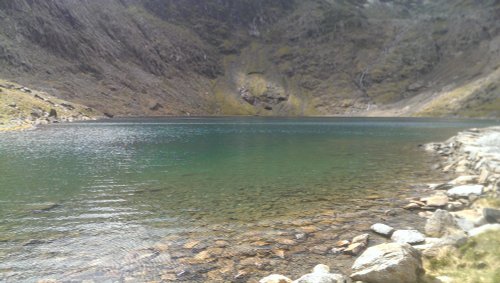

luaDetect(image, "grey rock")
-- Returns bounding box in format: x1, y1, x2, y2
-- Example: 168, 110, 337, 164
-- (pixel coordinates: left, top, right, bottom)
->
260, 274, 292, 283
294, 264, 351, 283
352, 234, 370, 245
448, 175, 478, 185
430, 183, 454, 190
370, 223, 394, 237
351, 243, 423, 283
421, 194, 449, 207
344, 243, 366, 256
468, 224, 500, 237
447, 185, 483, 198
425, 209, 460, 238
391, 230, 425, 245
483, 208, 500, 223
48, 109, 57, 118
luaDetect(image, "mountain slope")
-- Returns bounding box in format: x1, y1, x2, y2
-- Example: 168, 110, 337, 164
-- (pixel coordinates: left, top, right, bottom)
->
0, 0, 499, 117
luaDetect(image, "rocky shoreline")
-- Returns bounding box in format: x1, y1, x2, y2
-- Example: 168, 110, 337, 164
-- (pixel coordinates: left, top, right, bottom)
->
258, 126, 500, 283
0, 80, 101, 132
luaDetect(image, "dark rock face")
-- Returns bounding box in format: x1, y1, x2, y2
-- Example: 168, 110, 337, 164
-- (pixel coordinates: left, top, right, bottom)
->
0, 0, 499, 117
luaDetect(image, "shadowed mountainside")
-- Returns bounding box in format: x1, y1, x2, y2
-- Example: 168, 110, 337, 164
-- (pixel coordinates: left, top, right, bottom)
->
0, 0, 499, 117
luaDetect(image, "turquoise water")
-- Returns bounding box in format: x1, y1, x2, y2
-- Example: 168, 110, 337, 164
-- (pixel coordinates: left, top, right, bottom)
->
0, 117, 498, 281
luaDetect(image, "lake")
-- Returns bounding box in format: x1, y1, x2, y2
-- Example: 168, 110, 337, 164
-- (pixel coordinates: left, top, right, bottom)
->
0, 117, 498, 282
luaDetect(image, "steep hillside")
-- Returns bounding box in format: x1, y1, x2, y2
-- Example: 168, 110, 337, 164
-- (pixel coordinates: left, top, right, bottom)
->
0, 0, 499, 117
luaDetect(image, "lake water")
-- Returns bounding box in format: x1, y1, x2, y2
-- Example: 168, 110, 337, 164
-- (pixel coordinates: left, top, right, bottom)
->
0, 117, 498, 282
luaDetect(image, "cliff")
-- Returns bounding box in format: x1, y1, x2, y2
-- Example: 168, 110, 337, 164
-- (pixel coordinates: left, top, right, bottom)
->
0, 0, 499, 117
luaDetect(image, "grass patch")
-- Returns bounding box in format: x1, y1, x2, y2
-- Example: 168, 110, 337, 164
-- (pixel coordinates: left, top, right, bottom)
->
424, 230, 500, 283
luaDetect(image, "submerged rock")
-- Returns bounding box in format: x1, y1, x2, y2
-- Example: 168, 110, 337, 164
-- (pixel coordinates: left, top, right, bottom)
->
391, 230, 425, 245
370, 223, 394, 237
351, 243, 423, 283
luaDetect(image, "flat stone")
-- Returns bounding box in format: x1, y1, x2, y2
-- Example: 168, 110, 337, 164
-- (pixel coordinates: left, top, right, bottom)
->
468, 224, 500, 237
447, 185, 483, 198
391, 230, 425, 245
452, 209, 486, 226
430, 183, 454, 190
344, 242, 366, 255
448, 175, 478, 185
403, 203, 421, 210
421, 194, 449, 207
371, 223, 395, 237
183, 240, 201, 249
352, 233, 370, 245
334, 240, 350, 247
276, 238, 297, 245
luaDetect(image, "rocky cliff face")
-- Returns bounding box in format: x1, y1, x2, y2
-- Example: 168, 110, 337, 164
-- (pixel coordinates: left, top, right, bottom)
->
0, 0, 499, 117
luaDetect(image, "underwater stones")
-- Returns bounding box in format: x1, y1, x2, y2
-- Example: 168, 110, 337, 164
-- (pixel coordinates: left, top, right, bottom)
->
391, 230, 425, 245
351, 243, 423, 283
403, 203, 420, 210
370, 223, 394, 237
183, 240, 201, 249
301, 226, 319, 233
447, 185, 483, 198
309, 245, 330, 255
272, 249, 286, 259
276, 238, 297, 246
334, 240, 350, 248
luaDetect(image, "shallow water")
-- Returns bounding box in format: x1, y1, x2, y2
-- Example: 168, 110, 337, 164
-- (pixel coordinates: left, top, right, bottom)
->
0, 117, 498, 282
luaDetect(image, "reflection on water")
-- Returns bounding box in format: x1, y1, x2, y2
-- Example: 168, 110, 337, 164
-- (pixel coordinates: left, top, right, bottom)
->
0, 117, 497, 281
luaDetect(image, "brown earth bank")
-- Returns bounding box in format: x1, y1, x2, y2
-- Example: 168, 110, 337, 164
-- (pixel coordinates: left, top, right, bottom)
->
0, 0, 499, 118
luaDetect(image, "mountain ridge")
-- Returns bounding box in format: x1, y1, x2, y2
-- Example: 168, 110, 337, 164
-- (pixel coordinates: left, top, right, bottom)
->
0, 0, 499, 118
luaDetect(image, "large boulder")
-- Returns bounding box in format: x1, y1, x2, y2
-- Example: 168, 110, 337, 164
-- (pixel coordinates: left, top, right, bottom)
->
425, 209, 460, 237
447, 185, 483, 198
391, 230, 425, 245
294, 264, 351, 283
350, 243, 423, 283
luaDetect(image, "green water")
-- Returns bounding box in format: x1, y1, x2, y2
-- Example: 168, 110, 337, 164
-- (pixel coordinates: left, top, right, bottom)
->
0, 117, 498, 281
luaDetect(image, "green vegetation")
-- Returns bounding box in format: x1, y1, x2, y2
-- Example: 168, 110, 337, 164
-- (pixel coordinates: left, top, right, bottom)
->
0, 79, 98, 131
424, 231, 500, 283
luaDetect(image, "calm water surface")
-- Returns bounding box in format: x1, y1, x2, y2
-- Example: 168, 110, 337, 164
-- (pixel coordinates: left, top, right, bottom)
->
0, 117, 498, 282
